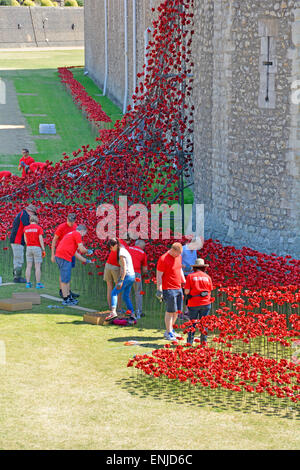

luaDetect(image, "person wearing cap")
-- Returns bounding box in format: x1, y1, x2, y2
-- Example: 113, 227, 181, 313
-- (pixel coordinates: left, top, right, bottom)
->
184, 258, 213, 346
24, 214, 46, 289
181, 236, 204, 317
156, 242, 186, 341
10, 203, 38, 283
55, 225, 94, 306
18, 149, 35, 178
128, 240, 148, 319
51, 213, 80, 300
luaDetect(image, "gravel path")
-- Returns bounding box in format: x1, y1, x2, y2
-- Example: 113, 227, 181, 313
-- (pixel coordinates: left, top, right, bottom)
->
0, 79, 37, 156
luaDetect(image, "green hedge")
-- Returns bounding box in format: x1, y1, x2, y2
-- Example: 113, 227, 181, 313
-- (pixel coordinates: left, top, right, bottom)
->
40, 0, 54, 6
65, 0, 78, 6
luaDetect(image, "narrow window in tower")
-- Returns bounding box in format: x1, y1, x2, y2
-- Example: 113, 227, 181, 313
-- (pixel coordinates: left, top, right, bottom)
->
258, 19, 278, 109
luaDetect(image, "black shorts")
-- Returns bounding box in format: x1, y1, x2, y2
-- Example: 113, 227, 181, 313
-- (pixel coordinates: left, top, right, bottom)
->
163, 289, 183, 313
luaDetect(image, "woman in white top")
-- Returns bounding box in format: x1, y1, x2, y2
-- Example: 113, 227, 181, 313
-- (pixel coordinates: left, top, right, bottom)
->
105, 238, 136, 321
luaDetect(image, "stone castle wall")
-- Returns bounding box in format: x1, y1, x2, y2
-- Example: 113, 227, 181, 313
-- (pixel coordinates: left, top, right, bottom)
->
85, 0, 300, 258
193, 0, 300, 258
84, 0, 161, 109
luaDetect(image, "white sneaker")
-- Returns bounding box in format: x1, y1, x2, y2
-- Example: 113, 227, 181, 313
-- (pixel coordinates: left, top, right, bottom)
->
163, 331, 178, 341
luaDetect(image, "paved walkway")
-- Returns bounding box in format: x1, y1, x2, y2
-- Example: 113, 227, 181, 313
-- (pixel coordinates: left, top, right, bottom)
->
0, 79, 37, 155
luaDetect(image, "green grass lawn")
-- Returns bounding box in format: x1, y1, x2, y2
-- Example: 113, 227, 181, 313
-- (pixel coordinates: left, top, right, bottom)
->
1, 309, 299, 450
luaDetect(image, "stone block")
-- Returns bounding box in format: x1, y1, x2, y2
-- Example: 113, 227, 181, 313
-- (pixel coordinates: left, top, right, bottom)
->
0, 298, 32, 312
83, 311, 111, 326
12, 292, 41, 305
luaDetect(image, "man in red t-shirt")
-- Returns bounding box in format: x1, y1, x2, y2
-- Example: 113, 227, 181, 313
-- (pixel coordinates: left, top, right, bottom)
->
184, 258, 213, 346
51, 213, 79, 299
55, 224, 94, 306
128, 240, 148, 318
24, 215, 45, 289
18, 149, 35, 178
156, 242, 185, 341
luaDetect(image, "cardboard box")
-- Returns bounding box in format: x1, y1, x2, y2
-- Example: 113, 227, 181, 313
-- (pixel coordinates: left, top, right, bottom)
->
83, 311, 111, 326
0, 298, 33, 312
12, 292, 41, 305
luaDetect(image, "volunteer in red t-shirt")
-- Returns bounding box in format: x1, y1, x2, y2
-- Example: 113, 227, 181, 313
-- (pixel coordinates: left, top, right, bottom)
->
29, 162, 47, 175
55, 224, 94, 306
184, 258, 213, 346
18, 149, 35, 178
156, 242, 185, 341
103, 238, 129, 310
23, 215, 45, 289
128, 240, 148, 318
51, 213, 79, 300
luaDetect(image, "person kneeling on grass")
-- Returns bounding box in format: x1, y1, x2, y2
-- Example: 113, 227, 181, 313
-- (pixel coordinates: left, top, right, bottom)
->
55, 225, 94, 306
105, 238, 136, 322
23, 215, 46, 289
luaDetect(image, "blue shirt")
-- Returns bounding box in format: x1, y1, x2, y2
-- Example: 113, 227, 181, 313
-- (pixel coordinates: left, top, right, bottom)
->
181, 245, 197, 275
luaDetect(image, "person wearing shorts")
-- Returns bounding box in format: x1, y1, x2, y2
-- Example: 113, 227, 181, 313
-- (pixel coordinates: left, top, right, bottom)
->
156, 243, 186, 341
51, 213, 79, 300
184, 258, 213, 346
55, 225, 94, 306
23, 215, 45, 289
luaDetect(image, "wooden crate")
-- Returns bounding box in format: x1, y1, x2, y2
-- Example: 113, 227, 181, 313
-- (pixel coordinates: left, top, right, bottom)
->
0, 298, 33, 312
83, 311, 111, 326
12, 292, 41, 305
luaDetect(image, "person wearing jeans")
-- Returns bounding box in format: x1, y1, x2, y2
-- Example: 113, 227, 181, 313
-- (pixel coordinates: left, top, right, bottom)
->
186, 304, 212, 345
105, 239, 136, 322
184, 258, 213, 346
128, 240, 148, 318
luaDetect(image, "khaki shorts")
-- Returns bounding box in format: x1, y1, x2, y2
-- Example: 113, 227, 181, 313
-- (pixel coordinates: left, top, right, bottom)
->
26, 246, 42, 264
11, 243, 24, 270
104, 263, 120, 283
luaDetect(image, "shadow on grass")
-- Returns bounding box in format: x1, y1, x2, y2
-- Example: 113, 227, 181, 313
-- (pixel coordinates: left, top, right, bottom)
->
118, 374, 300, 421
